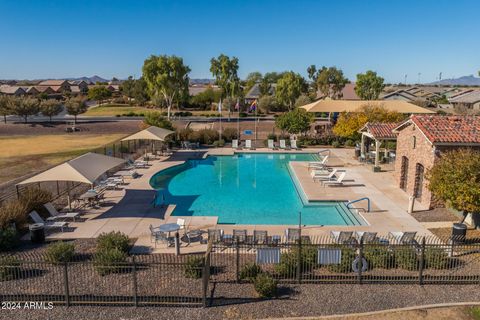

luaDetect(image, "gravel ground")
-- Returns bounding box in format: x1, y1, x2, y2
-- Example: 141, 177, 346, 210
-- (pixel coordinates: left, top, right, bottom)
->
411, 208, 461, 223
1, 284, 480, 320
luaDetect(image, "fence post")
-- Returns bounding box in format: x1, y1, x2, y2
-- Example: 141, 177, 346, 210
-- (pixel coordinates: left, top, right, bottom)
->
297, 237, 302, 284
235, 240, 240, 283
63, 262, 70, 307
202, 249, 211, 307
418, 237, 426, 285
104, 146, 107, 155
113, 143, 116, 158
357, 238, 363, 285
132, 255, 138, 307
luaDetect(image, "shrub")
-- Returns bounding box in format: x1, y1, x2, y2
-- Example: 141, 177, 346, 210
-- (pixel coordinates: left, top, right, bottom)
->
239, 112, 248, 118
326, 247, 356, 273
184, 256, 204, 279
254, 273, 277, 298
0, 200, 28, 229
96, 231, 130, 253
424, 247, 449, 269
94, 248, 128, 276
363, 245, 393, 269
344, 139, 355, 147
0, 256, 21, 281
45, 241, 75, 263
222, 128, 238, 142
394, 247, 418, 270
19, 187, 53, 218
193, 129, 218, 144
177, 128, 194, 141
267, 133, 277, 141
213, 139, 225, 147
275, 245, 318, 278
0, 228, 19, 251
143, 112, 174, 130
239, 263, 262, 281
331, 141, 341, 148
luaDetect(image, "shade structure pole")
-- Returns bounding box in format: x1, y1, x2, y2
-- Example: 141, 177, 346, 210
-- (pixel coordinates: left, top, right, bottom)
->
67, 182, 72, 210
360, 133, 365, 156
375, 139, 380, 168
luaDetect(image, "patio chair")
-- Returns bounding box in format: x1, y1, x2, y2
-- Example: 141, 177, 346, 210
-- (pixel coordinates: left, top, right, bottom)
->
355, 231, 378, 244
232, 139, 241, 150
279, 139, 290, 150
267, 139, 277, 150
149, 225, 174, 248
44, 203, 80, 221
233, 229, 247, 243
311, 169, 338, 182
330, 231, 354, 244
29, 211, 68, 232
389, 231, 417, 245
253, 230, 268, 245
285, 228, 300, 243
207, 229, 223, 243
308, 155, 329, 169
323, 172, 346, 187
245, 140, 255, 150
290, 139, 301, 150
177, 218, 186, 234
256, 248, 281, 264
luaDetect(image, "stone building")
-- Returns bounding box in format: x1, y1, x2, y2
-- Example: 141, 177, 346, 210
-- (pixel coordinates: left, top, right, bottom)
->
393, 115, 480, 208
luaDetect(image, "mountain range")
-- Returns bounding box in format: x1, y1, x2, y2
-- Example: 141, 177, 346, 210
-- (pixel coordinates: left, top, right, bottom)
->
429, 75, 480, 86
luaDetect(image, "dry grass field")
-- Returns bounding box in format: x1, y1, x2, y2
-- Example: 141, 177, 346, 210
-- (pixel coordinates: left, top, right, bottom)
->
0, 134, 125, 184
83, 104, 153, 116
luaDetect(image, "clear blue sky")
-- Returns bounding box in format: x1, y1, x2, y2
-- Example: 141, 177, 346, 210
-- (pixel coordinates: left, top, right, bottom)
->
1, 0, 479, 83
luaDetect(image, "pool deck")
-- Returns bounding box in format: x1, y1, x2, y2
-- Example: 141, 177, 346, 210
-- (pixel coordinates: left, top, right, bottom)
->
44, 147, 433, 254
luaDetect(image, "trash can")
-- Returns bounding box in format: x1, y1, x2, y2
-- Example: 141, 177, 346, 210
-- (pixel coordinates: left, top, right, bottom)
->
354, 148, 361, 158
29, 223, 45, 243
451, 223, 467, 243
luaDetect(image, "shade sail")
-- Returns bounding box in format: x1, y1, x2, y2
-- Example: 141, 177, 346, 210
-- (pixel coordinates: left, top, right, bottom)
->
17, 152, 125, 185
121, 126, 175, 142
300, 99, 435, 114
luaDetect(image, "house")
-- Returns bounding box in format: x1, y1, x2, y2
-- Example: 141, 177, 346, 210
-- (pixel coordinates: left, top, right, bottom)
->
393, 115, 480, 208
69, 80, 90, 92
0, 85, 26, 96
381, 89, 421, 102
448, 90, 480, 111
245, 83, 276, 104
33, 86, 57, 95
38, 80, 71, 93
24, 86, 40, 95
316, 83, 360, 100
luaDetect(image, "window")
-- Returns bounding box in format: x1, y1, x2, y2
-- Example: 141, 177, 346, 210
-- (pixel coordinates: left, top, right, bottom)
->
412, 136, 416, 149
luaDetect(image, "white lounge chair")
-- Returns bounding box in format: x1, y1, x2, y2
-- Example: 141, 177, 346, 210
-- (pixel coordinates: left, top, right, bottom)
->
177, 218, 186, 233
330, 231, 354, 244
30, 211, 68, 232
311, 169, 338, 182
308, 155, 329, 169
232, 139, 241, 150
323, 172, 346, 186
279, 139, 290, 150
290, 140, 301, 150
44, 203, 80, 221
267, 139, 276, 150
355, 231, 378, 243
389, 231, 417, 244
245, 140, 255, 150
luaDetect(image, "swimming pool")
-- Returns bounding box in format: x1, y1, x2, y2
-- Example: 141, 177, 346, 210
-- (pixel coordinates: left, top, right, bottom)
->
150, 153, 366, 226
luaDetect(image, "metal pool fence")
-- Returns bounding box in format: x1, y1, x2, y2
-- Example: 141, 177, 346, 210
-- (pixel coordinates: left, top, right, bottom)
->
0, 234, 479, 308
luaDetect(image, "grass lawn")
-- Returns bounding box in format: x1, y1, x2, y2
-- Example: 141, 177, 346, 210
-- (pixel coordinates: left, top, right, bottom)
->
0, 134, 125, 184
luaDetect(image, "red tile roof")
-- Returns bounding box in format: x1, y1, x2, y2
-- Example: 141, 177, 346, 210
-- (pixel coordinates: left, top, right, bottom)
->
362, 122, 398, 139
410, 115, 480, 144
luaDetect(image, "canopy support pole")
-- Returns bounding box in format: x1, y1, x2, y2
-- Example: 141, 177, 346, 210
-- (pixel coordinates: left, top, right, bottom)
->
360, 133, 366, 156
67, 182, 72, 210
374, 139, 380, 168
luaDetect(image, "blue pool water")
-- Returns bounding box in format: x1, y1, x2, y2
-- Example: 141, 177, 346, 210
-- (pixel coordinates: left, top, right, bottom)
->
150, 153, 365, 225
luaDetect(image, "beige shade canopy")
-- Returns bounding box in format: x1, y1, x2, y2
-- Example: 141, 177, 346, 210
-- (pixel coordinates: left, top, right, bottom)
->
17, 152, 125, 185
300, 99, 435, 114
121, 126, 175, 142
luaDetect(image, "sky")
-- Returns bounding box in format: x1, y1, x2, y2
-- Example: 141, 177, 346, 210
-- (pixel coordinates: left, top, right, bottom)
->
1, 0, 479, 83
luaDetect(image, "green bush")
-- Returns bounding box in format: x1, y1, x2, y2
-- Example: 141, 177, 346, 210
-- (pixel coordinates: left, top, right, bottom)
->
239, 263, 262, 281
344, 139, 355, 147
326, 247, 356, 273
94, 248, 128, 276
143, 112, 174, 130
254, 273, 277, 298
239, 112, 248, 118
267, 133, 277, 141
364, 245, 393, 269
184, 256, 204, 279
192, 129, 218, 144
0, 256, 21, 281
275, 245, 318, 278
45, 241, 75, 263
19, 187, 53, 216
0, 200, 28, 229
0, 227, 19, 251
424, 247, 449, 269
395, 247, 418, 270
96, 231, 130, 253
222, 128, 238, 142
213, 139, 225, 147
331, 141, 341, 148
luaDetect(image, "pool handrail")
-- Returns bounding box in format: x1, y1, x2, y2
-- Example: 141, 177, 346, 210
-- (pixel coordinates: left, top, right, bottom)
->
346, 197, 371, 213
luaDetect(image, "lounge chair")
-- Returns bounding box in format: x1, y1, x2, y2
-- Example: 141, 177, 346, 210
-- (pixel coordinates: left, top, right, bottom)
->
253, 230, 268, 245
355, 231, 378, 244
323, 172, 346, 187
256, 248, 281, 264
308, 155, 329, 169
311, 169, 337, 182
245, 139, 255, 150
389, 231, 417, 245
44, 203, 80, 221
30, 211, 68, 232
267, 139, 277, 150
233, 229, 247, 243
285, 228, 300, 243
207, 229, 223, 243
232, 139, 241, 150
290, 139, 301, 150
330, 231, 354, 244
279, 139, 290, 150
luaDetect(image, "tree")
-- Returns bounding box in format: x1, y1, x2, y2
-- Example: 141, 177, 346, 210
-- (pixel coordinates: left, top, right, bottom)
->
143, 111, 174, 130
210, 54, 240, 99
142, 54, 190, 119
258, 77, 272, 96
88, 86, 112, 105
316, 66, 349, 99
0, 95, 12, 124
333, 104, 406, 139
275, 72, 308, 110
12, 97, 40, 123
132, 78, 149, 106
244, 72, 263, 93
275, 108, 314, 135
40, 99, 63, 122
307, 64, 318, 92
258, 95, 278, 113
190, 87, 222, 110
263, 72, 285, 83
427, 149, 480, 228
294, 94, 312, 108
355, 70, 385, 100
65, 97, 88, 125
120, 76, 135, 101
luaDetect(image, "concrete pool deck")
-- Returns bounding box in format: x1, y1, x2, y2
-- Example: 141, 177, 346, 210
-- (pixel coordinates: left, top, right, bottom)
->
45, 147, 433, 253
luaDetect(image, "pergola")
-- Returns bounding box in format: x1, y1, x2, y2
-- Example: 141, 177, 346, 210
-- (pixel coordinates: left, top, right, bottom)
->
121, 126, 175, 155
358, 122, 399, 168
17, 152, 125, 208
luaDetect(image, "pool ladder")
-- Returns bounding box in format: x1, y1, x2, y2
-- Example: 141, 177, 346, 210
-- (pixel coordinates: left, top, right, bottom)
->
346, 197, 371, 213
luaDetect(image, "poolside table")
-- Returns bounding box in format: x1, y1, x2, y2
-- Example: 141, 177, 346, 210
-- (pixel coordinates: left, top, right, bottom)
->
78, 190, 99, 207
158, 223, 180, 237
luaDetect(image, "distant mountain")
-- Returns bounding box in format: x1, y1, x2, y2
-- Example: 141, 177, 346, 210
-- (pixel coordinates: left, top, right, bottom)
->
67, 75, 109, 84
429, 75, 480, 86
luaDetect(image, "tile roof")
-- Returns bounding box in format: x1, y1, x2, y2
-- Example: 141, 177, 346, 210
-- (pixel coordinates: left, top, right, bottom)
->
449, 90, 480, 104
0, 85, 25, 94
38, 80, 68, 86
360, 122, 399, 139
410, 115, 480, 144
316, 82, 360, 100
